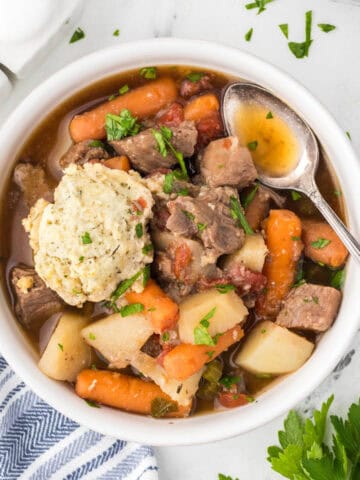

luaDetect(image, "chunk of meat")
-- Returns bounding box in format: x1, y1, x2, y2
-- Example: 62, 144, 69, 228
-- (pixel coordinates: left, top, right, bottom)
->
110, 121, 197, 174
166, 186, 244, 260
196, 111, 224, 150
141, 334, 162, 358
180, 74, 214, 99
13, 163, 53, 207
200, 137, 257, 188
276, 283, 341, 332
302, 220, 348, 268
11, 266, 63, 330
245, 186, 271, 231
59, 140, 109, 169
156, 102, 184, 127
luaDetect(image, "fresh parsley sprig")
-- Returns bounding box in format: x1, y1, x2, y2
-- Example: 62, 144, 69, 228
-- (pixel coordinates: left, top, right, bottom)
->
105, 109, 141, 141
152, 126, 188, 178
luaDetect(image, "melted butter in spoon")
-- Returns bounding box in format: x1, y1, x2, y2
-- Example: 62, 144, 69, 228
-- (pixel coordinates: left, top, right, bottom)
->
235, 103, 300, 177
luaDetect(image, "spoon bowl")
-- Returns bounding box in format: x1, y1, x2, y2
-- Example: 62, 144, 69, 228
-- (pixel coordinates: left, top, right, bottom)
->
222, 81, 360, 263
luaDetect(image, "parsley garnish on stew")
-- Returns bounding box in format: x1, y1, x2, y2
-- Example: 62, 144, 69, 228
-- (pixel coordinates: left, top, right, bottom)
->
139, 67, 157, 79
291, 190, 302, 201
151, 397, 178, 418
120, 303, 144, 317
245, 28, 253, 42
57, 343, 64, 351
318, 23, 336, 33
266, 111, 274, 119
194, 307, 217, 346
89, 140, 105, 148
119, 84, 129, 95
69, 27, 85, 44
135, 223, 143, 238
186, 72, 204, 82
81, 232, 92, 244
105, 109, 141, 141
84, 399, 100, 408
242, 182, 259, 208
216, 284, 236, 294
247, 140, 258, 151
230, 196, 254, 235
288, 10, 313, 59
331, 269, 345, 289
152, 126, 188, 178
142, 244, 154, 255
311, 238, 331, 249
111, 270, 143, 302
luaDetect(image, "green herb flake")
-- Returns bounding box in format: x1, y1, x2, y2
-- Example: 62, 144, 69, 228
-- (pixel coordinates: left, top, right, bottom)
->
105, 109, 141, 141
108, 94, 117, 101
331, 269, 345, 290
178, 188, 189, 196
312, 295, 319, 304
261, 328, 267, 334
206, 351, 215, 359
135, 223, 143, 238
111, 270, 142, 302
57, 343, 64, 351
113, 29, 120, 37
279, 23, 289, 39
88, 332, 96, 340
334, 190, 342, 197
142, 244, 154, 255
291, 236, 300, 241
311, 238, 331, 249
142, 265, 151, 287
182, 210, 195, 221
197, 222, 207, 232
91, 364, 97, 370
291, 190, 302, 201
247, 140, 258, 151
287, 10, 313, 59
216, 284, 236, 294
245, 28, 253, 42
89, 140, 105, 148
152, 127, 188, 178
81, 232, 92, 244
162, 332, 170, 342
194, 307, 217, 346
151, 397, 178, 418
119, 84, 129, 95
230, 196, 254, 235
346, 131, 352, 140
245, 0, 274, 15
163, 172, 175, 194
186, 72, 204, 82
69, 27, 85, 44
120, 303, 144, 317
266, 111, 274, 119
242, 182, 259, 208
85, 399, 100, 408
139, 67, 157, 79
318, 23, 336, 33
79, 256, 84, 262
219, 375, 241, 390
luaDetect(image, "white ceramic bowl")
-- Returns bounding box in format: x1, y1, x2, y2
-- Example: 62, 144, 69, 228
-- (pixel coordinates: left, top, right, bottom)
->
0, 38, 359, 446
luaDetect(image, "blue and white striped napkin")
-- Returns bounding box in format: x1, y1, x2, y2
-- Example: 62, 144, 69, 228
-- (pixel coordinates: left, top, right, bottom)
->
0, 356, 158, 480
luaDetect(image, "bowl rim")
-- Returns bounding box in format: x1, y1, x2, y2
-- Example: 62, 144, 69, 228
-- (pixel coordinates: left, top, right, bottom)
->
0, 37, 359, 446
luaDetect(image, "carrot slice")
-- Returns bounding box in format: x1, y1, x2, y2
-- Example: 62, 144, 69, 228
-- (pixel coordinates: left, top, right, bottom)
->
126, 279, 179, 333
256, 209, 303, 319
70, 77, 178, 142
76, 369, 190, 417
183, 93, 219, 122
302, 220, 348, 268
163, 325, 244, 381
103, 156, 130, 171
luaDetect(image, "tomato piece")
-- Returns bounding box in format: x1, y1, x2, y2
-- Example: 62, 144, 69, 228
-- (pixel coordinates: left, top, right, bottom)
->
196, 111, 223, 149
157, 102, 184, 127
218, 392, 252, 408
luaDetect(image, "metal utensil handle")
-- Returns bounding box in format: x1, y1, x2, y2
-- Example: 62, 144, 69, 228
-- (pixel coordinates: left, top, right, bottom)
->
307, 186, 360, 264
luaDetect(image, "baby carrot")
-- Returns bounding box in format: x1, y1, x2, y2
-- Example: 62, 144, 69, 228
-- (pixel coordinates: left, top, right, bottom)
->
184, 93, 219, 122
103, 156, 130, 171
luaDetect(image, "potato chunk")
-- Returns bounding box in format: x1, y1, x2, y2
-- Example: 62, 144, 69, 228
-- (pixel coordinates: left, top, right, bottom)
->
221, 234, 268, 273
235, 321, 314, 375
38, 312, 92, 382
178, 288, 248, 344
81, 313, 153, 369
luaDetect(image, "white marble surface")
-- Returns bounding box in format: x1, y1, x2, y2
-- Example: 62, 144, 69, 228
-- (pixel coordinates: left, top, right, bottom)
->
1, 1, 360, 479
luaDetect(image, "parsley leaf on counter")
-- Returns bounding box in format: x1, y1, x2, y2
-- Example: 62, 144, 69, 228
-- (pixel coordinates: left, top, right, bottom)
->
69, 27, 85, 44
105, 109, 141, 141
318, 23, 336, 33
113, 29, 120, 37
245, 0, 274, 15
218, 474, 239, 480
245, 28, 253, 42
279, 24, 289, 39
288, 11, 313, 59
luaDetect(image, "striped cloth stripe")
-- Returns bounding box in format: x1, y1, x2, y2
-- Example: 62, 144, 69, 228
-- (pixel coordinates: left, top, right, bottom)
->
0, 356, 158, 480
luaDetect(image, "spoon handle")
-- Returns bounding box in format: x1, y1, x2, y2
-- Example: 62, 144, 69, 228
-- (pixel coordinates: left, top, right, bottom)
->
307, 186, 360, 264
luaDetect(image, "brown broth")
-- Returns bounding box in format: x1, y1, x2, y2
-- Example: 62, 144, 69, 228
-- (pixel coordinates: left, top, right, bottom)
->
1, 65, 346, 414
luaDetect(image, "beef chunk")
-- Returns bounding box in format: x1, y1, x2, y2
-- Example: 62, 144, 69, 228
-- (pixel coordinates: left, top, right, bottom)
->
11, 266, 63, 330
195, 111, 223, 150
13, 163, 53, 207
141, 334, 162, 358
60, 140, 109, 169
180, 75, 214, 99
244, 185, 286, 231
200, 136, 257, 188
166, 186, 244, 261
276, 283, 341, 333
110, 121, 197, 174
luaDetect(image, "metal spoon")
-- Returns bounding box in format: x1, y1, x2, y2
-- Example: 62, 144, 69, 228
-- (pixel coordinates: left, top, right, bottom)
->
221, 82, 360, 264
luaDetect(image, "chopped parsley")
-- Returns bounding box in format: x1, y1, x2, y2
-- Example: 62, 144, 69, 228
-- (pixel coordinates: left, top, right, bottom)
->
69, 27, 85, 44
218, 474, 239, 480
81, 232, 92, 244
288, 10, 313, 59
245, 28, 253, 42
291, 236, 300, 241
139, 67, 157, 79
113, 29, 120, 37
182, 210, 195, 221
151, 397, 178, 418
88, 332, 96, 340
162, 170, 188, 194
318, 23, 336, 33
334, 190, 342, 197
162, 331, 170, 342
84, 399, 100, 408
108, 94, 117, 101
331, 269, 345, 290
142, 244, 154, 255
135, 223, 143, 238
206, 351, 215, 359
57, 343, 64, 351
89, 140, 105, 148
152, 126, 188, 178
346, 131, 352, 140
216, 284, 236, 294
111, 270, 142, 302
242, 182, 259, 208
186, 72, 204, 82
197, 222, 207, 232
291, 190, 302, 201
105, 109, 141, 141
79, 256, 84, 262
142, 265, 151, 287
119, 84, 129, 95
194, 307, 217, 346
219, 375, 241, 390
245, 0, 274, 15
120, 303, 144, 317
311, 238, 331, 249
266, 111, 274, 119
178, 188, 189, 196
230, 196, 254, 235
279, 23, 289, 39
247, 140, 258, 151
